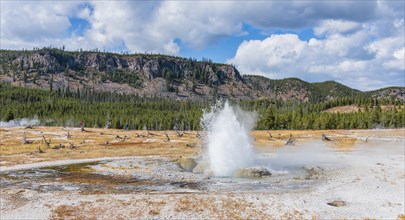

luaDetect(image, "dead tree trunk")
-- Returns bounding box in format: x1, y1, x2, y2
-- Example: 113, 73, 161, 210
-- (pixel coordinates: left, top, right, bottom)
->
69, 143, 77, 150
268, 132, 273, 140
22, 132, 27, 144
176, 130, 184, 137
285, 134, 296, 145
148, 131, 160, 136
42, 135, 51, 148
164, 133, 170, 142
22, 132, 33, 144
322, 133, 332, 141
67, 131, 72, 139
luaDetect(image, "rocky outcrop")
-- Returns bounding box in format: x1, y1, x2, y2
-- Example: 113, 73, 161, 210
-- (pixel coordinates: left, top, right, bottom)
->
1, 49, 404, 102
0, 49, 249, 100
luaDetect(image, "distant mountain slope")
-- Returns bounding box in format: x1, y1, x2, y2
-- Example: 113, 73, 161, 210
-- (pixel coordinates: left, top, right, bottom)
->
0, 48, 404, 102
365, 87, 405, 101
242, 75, 368, 102
242, 75, 315, 101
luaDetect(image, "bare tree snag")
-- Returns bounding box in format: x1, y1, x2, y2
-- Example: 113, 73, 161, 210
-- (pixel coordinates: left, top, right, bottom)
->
285, 134, 296, 145
164, 133, 170, 142
268, 132, 273, 140
22, 132, 27, 144
42, 135, 51, 148
322, 133, 332, 141
67, 131, 72, 139
22, 132, 33, 144
68, 143, 77, 150
176, 130, 184, 137
38, 146, 44, 153
121, 135, 127, 142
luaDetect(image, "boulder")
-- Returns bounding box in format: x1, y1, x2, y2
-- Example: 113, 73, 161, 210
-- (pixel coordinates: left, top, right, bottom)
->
192, 161, 209, 174
178, 157, 197, 172
304, 165, 324, 180
327, 200, 346, 207
234, 167, 272, 178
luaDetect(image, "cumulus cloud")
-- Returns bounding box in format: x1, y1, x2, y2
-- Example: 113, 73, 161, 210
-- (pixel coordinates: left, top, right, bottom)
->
314, 20, 361, 36
1, 1, 82, 44
0, 0, 389, 53
228, 20, 404, 90
0, 0, 403, 89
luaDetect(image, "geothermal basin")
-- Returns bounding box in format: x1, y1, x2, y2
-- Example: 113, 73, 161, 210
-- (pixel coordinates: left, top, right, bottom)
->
0, 103, 404, 219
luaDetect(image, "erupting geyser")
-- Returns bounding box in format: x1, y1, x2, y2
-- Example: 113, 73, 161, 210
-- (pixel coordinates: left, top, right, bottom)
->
201, 101, 256, 176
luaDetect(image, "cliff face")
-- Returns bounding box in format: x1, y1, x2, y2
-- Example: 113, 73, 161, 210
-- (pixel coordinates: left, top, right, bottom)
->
0, 48, 404, 102
0, 49, 249, 99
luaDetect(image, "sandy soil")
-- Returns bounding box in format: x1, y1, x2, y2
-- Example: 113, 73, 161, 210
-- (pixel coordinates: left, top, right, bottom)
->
1, 127, 404, 219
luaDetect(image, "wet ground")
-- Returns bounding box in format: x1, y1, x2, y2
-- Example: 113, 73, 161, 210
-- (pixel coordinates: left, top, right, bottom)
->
0, 157, 320, 196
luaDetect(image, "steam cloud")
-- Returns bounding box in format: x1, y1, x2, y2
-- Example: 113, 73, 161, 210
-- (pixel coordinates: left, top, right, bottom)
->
201, 101, 257, 176
0, 118, 40, 127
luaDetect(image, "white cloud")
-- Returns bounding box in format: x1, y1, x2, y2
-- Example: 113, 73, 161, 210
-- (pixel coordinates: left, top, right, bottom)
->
314, 20, 361, 36
227, 1, 404, 90
0, 1, 87, 50
0, 1, 403, 89
229, 22, 404, 90
0, 1, 389, 53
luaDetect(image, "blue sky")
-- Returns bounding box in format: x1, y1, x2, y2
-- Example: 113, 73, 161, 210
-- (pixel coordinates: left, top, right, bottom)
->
1, 1, 404, 90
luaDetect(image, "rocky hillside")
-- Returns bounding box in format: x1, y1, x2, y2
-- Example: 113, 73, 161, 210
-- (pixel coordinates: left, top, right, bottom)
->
0, 48, 404, 102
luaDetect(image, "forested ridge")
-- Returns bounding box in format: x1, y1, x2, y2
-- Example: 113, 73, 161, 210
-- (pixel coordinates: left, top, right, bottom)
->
1, 48, 404, 102
1, 82, 404, 130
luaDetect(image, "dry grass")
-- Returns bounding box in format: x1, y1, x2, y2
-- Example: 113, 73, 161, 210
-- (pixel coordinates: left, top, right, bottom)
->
49, 198, 168, 219
253, 129, 404, 151
0, 127, 198, 166
1, 127, 403, 166
49, 195, 270, 219
323, 105, 361, 113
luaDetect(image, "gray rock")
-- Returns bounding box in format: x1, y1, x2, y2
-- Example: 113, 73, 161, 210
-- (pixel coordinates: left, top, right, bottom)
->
178, 157, 197, 172
327, 200, 346, 207
192, 161, 209, 174
234, 167, 272, 178
304, 165, 324, 180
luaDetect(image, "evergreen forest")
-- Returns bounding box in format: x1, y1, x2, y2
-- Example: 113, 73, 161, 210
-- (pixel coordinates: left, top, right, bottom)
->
1, 82, 404, 130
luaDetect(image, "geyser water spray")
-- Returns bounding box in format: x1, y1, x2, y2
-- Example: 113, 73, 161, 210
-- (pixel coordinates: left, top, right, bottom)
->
201, 101, 256, 176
